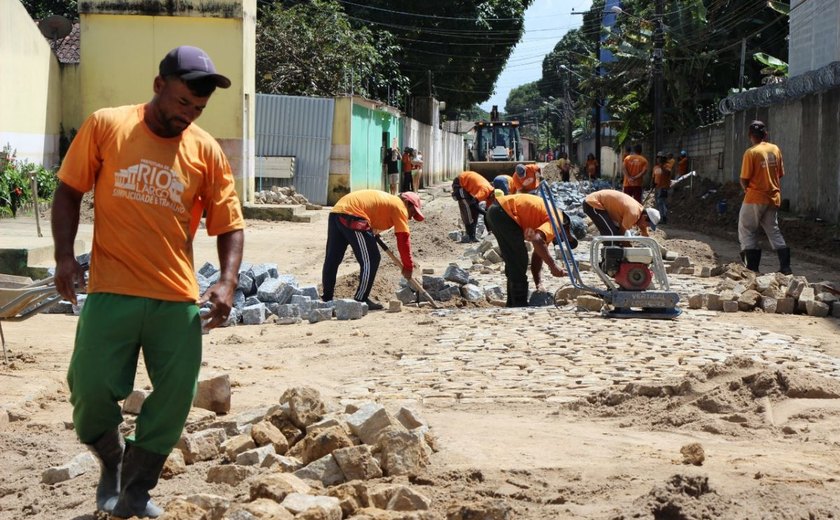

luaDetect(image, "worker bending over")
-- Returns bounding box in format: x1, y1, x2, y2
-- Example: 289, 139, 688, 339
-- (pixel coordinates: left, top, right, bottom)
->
583, 189, 659, 237
510, 163, 541, 194
452, 170, 495, 243
484, 193, 577, 307
322, 190, 424, 310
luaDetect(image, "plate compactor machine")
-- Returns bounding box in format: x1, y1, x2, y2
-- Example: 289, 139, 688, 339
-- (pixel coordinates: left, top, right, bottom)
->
538, 183, 681, 320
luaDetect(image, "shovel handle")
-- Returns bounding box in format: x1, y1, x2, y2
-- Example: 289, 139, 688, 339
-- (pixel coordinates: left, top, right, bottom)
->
374, 235, 440, 308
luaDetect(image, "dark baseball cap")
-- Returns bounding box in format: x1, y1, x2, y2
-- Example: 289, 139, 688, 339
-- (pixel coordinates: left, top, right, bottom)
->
159, 46, 231, 89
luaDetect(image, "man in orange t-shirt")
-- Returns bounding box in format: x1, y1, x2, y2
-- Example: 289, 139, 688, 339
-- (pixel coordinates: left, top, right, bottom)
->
622, 144, 648, 203
583, 190, 659, 238
484, 194, 576, 307
510, 163, 541, 194
51, 47, 244, 517
323, 190, 424, 309
652, 152, 671, 225
738, 120, 789, 274
452, 171, 495, 242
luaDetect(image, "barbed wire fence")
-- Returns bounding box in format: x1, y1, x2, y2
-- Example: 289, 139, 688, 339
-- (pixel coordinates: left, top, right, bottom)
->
719, 61, 840, 114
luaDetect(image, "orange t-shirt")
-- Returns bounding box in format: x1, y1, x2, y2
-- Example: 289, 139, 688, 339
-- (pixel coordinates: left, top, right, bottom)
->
586, 159, 598, 178
585, 190, 644, 234
653, 164, 671, 189
496, 194, 561, 243
510, 164, 540, 194
677, 157, 689, 177
58, 104, 244, 302
331, 190, 410, 235
623, 154, 648, 187
741, 142, 784, 207
458, 171, 493, 202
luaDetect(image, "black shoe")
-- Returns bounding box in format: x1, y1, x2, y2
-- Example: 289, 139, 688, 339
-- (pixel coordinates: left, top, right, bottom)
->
87, 429, 124, 514
112, 444, 167, 518
777, 247, 792, 275
743, 249, 762, 272
363, 299, 384, 311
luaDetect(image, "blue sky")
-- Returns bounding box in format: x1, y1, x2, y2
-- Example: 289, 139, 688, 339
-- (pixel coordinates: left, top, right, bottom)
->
479, 0, 593, 113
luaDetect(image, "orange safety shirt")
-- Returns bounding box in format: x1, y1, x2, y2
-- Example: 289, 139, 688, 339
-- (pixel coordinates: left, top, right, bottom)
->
331, 190, 411, 234
653, 164, 671, 189
496, 193, 561, 243
677, 157, 689, 177
58, 104, 244, 302
457, 171, 494, 202
585, 190, 643, 233
741, 141, 784, 207
510, 164, 540, 193
623, 154, 648, 187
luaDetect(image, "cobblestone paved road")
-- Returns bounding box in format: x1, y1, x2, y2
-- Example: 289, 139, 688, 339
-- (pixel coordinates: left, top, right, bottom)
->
347, 306, 839, 405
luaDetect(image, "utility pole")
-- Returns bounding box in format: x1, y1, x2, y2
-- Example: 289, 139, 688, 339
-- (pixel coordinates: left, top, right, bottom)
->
594, 29, 601, 176
653, 0, 665, 156
565, 69, 573, 160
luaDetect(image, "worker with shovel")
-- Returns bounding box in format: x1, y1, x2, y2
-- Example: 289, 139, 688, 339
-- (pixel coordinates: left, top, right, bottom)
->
322, 190, 424, 310
452, 170, 495, 243
485, 193, 576, 307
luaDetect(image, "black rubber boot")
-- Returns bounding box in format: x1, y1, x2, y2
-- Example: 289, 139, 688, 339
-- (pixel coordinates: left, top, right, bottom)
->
362, 298, 384, 311
460, 222, 477, 243
86, 429, 123, 514
777, 247, 792, 275
744, 249, 762, 272
111, 444, 167, 519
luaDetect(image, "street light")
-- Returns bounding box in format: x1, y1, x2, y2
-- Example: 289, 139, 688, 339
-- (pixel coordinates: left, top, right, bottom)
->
611, 2, 665, 158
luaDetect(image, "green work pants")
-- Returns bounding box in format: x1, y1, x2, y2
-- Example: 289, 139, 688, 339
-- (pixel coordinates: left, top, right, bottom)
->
67, 293, 202, 455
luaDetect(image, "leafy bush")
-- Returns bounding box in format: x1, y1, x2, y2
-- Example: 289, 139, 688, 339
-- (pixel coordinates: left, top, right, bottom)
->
0, 144, 59, 217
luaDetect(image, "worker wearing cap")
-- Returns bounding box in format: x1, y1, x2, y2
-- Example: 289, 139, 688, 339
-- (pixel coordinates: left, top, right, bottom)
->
583, 190, 659, 237
452, 171, 495, 243
622, 144, 648, 203
52, 46, 244, 517
493, 174, 513, 195
510, 163, 541, 194
652, 152, 671, 225
484, 194, 576, 307
322, 190, 424, 310
739, 120, 790, 274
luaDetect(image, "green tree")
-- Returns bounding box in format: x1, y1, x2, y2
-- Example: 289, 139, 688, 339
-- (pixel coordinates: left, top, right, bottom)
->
257, 0, 409, 103
18, 0, 78, 20
341, 0, 532, 110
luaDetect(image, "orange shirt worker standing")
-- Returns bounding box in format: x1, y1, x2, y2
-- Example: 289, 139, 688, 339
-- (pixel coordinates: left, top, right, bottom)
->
738, 120, 790, 274
51, 46, 244, 518
322, 190, 424, 309
622, 144, 648, 203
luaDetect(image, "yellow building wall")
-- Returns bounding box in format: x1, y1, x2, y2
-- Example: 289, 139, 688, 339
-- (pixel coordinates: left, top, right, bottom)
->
78, 0, 256, 201
328, 97, 353, 205
0, 0, 63, 167
61, 64, 84, 134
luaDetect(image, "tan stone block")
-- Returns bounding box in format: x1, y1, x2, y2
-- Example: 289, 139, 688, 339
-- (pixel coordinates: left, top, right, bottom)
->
776, 297, 795, 314
205, 464, 255, 486
221, 434, 256, 462
281, 493, 342, 520
183, 494, 230, 520
251, 420, 289, 455
176, 428, 227, 464
333, 445, 382, 481
722, 300, 739, 313
228, 499, 295, 519
374, 427, 429, 477
160, 498, 208, 519
279, 387, 326, 429
687, 294, 704, 310
249, 472, 311, 502
326, 481, 371, 518
576, 295, 604, 312
193, 374, 231, 414
705, 293, 722, 311
368, 483, 431, 511
122, 389, 148, 415
161, 449, 186, 479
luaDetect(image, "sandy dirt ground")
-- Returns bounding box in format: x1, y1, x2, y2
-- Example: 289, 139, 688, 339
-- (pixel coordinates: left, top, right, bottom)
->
2, 181, 840, 519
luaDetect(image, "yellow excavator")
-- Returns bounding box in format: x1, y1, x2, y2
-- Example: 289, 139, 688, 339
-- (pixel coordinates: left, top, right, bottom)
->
468, 106, 536, 180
